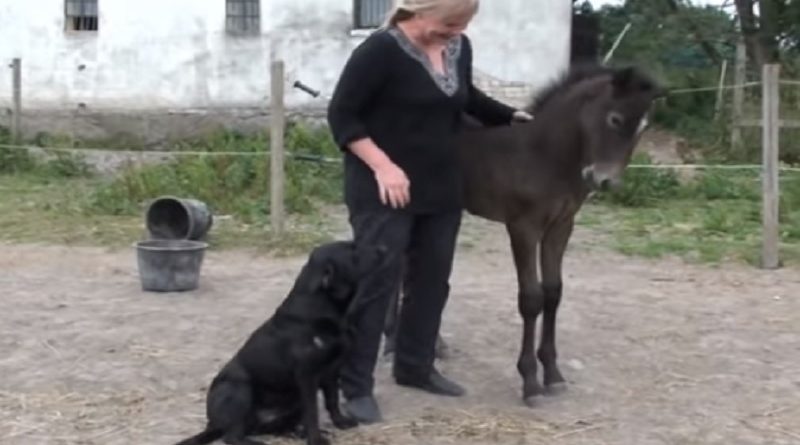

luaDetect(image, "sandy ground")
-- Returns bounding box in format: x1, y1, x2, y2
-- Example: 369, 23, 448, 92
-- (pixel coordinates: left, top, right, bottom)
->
1, 214, 799, 445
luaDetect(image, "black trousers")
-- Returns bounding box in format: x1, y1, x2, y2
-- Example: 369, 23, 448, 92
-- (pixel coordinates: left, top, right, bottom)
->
340, 208, 462, 399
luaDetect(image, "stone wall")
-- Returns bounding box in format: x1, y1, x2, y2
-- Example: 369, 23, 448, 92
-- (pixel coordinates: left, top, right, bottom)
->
472, 69, 538, 110
1, 105, 328, 146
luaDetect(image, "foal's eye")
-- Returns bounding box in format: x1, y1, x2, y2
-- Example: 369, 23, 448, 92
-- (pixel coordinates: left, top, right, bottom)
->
606, 111, 625, 130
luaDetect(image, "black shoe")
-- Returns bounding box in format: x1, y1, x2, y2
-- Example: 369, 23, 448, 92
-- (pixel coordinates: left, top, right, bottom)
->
343, 395, 383, 424
394, 367, 466, 397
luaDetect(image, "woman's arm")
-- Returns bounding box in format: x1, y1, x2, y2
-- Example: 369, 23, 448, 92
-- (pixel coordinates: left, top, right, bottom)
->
327, 36, 388, 152
326, 36, 410, 209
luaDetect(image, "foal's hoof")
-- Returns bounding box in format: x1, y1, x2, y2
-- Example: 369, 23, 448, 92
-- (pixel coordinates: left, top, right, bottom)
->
545, 382, 568, 396
523, 394, 542, 408
522, 379, 546, 408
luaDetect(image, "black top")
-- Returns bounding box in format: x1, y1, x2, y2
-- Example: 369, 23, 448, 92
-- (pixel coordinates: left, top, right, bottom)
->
327, 26, 517, 214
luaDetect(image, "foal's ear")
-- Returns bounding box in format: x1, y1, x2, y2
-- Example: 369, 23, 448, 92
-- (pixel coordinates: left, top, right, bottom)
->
611, 67, 635, 90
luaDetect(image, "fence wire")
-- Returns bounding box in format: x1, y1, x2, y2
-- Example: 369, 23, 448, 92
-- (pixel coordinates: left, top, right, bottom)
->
4, 142, 800, 175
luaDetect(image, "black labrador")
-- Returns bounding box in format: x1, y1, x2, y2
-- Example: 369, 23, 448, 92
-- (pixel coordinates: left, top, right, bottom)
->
174, 240, 389, 445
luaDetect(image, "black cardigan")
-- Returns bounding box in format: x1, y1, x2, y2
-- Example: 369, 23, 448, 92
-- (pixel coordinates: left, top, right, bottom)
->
327, 27, 516, 214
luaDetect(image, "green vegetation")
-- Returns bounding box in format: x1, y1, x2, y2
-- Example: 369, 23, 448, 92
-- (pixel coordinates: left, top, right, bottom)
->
0, 124, 344, 255
587, 0, 800, 164
582, 153, 800, 265
2, 118, 800, 265
86, 124, 343, 220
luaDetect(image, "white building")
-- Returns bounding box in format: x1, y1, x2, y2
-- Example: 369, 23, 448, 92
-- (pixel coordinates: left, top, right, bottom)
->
0, 0, 571, 140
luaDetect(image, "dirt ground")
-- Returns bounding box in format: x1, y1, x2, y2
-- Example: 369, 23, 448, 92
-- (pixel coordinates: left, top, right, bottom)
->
1, 214, 799, 445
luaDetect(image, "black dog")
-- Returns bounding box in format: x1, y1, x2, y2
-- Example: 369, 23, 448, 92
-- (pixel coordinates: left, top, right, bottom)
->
174, 240, 389, 445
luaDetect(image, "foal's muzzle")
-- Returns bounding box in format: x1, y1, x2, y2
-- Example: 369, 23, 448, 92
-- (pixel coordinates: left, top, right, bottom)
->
582, 165, 620, 191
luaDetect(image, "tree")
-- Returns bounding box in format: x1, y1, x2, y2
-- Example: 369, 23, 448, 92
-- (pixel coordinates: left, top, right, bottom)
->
731, 0, 800, 66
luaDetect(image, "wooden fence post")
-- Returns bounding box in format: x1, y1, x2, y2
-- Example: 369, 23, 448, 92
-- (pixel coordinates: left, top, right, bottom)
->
731, 41, 745, 152
761, 63, 780, 269
713, 60, 727, 121
270, 59, 285, 235
11, 58, 21, 143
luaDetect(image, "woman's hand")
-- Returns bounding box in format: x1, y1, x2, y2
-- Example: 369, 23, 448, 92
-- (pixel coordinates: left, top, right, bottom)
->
373, 161, 411, 209
346, 138, 411, 209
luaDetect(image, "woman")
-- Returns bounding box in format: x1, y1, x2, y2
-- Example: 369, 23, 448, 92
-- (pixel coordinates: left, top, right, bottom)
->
326, 0, 531, 423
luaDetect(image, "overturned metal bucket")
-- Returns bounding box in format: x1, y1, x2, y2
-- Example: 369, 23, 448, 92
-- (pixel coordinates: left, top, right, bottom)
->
145, 196, 213, 241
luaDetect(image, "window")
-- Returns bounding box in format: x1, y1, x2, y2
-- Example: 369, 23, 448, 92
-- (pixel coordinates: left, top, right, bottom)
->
354, 0, 391, 29
226, 0, 260, 35
65, 0, 98, 32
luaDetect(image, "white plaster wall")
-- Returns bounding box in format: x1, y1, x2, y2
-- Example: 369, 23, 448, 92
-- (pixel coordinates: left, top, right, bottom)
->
0, 0, 570, 111
467, 0, 572, 89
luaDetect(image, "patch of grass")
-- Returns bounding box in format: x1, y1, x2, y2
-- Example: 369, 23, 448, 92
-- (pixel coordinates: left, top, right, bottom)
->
0, 173, 341, 254
30, 130, 148, 151
85, 124, 343, 222
1, 126, 37, 174
595, 200, 762, 264
581, 162, 800, 266
1, 125, 95, 178
6, 123, 800, 266
0, 175, 142, 246
0, 123, 347, 253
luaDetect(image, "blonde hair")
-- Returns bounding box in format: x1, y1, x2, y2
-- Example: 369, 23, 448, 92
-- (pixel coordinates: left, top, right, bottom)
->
383, 0, 479, 27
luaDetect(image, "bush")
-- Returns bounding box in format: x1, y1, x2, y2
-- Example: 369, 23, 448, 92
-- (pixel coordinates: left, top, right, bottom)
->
87, 124, 344, 222
689, 169, 759, 201
0, 126, 36, 173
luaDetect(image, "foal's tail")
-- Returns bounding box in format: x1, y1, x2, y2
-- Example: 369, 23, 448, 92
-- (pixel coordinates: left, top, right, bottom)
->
173, 426, 222, 445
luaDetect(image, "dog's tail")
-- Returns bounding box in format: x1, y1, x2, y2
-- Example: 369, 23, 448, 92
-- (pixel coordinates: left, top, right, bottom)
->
173, 426, 222, 445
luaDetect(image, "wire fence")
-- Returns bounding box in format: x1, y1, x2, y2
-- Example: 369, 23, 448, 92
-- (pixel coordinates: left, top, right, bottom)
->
2, 61, 800, 178
5, 142, 800, 173
3, 47, 800, 268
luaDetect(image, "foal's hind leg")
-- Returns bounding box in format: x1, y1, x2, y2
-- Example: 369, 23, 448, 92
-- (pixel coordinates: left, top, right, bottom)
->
538, 217, 574, 394
507, 222, 545, 406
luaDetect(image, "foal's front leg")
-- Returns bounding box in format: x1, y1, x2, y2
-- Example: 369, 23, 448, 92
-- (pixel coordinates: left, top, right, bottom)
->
508, 223, 545, 406
538, 216, 575, 393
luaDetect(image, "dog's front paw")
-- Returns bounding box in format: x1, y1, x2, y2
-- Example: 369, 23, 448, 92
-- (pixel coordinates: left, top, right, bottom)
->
331, 412, 358, 430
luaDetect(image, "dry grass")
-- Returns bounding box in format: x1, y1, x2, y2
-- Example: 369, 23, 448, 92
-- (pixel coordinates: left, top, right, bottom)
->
0, 389, 580, 445
0, 388, 163, 443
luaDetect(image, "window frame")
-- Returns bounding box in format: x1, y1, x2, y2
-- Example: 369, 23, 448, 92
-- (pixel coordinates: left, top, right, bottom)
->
64, 0, 99, 33
353, 0, 391, 30
226, 0, 261, 36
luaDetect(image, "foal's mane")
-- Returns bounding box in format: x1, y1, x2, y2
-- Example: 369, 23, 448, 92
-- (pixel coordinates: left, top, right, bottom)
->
523, 63, 614, 115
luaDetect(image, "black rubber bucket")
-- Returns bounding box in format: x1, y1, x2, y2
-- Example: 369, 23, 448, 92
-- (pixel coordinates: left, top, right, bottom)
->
145, 196, 213, 240
135, 239, 208, 292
